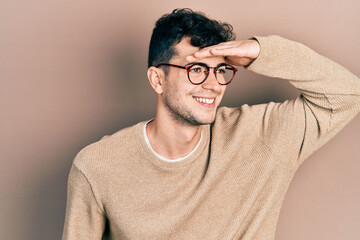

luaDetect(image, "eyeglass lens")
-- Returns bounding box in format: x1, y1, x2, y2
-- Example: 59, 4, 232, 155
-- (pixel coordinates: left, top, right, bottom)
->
188, 64, 235, 84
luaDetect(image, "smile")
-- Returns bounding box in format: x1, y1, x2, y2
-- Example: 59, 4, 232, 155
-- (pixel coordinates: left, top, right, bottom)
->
193, 96, 215, 105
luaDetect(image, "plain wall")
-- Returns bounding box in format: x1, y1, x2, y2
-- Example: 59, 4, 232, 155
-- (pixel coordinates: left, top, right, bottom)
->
1, 0, 359, 239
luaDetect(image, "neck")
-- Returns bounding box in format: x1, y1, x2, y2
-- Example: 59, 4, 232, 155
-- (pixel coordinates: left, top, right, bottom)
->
146, 116, 203, 160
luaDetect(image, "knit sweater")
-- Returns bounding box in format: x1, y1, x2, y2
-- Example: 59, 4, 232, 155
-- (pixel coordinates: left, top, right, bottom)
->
62, 35, 360, 240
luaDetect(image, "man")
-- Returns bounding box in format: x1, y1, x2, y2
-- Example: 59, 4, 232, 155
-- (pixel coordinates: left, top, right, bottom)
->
62, 8, 360, 240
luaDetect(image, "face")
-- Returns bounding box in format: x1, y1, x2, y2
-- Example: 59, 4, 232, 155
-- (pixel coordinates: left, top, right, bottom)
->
160, 37, 227, 126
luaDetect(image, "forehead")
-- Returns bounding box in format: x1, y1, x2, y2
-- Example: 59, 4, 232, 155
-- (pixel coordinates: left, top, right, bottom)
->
172, 37, 225, 64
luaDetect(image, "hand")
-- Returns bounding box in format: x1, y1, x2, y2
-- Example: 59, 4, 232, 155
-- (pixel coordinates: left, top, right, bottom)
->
186, 39, 260, 67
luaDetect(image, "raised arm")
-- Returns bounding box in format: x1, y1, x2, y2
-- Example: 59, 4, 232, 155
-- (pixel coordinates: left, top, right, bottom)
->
189, 35, 360, 165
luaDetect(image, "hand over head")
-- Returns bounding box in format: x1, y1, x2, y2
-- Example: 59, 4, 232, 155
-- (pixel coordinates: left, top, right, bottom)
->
186, 39, 260, 67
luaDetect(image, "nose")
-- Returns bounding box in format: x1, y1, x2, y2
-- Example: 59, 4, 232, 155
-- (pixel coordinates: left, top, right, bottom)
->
201, 70, 221, 91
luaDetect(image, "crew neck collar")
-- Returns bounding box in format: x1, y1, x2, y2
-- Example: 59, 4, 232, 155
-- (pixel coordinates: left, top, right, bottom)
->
144, 119, 203, 162
137, 120, 210, 169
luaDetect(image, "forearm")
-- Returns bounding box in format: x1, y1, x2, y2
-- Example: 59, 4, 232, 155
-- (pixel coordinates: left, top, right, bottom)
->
245, 35, 360, 163
246, 35, 360, 97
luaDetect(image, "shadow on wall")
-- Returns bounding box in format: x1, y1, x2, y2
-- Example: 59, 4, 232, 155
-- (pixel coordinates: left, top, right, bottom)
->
26, 116, 150, 240
24, 41, 154, 240
27, 153, 71, 240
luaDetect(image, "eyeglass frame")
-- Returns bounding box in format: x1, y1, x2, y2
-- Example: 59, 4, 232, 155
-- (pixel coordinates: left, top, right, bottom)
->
155, 62, 238, 85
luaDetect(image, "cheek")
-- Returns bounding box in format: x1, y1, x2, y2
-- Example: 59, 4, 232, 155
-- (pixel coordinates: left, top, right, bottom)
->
219, 86, 227, 96
166, 82, 193, 98
215, 87, 226, 103
164, 83, 182, 103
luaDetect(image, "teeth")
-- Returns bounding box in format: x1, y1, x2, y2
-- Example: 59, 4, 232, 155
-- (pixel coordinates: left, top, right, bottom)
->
194, 97, 215, 104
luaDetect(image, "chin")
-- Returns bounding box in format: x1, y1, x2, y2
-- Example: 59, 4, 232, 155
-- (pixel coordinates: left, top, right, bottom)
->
189, 114, 216, 126
201, 116, 216, 124
194, 108, 219, 125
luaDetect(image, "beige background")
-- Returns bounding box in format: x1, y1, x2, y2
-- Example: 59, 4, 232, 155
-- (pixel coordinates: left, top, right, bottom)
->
1, 0, 359, 239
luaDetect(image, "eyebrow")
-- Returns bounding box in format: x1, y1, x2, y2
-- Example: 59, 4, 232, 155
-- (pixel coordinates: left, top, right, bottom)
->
184, 61, 202, 67
185, 62, 227, 67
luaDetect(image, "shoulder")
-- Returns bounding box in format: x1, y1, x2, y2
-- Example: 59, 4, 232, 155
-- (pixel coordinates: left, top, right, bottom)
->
73, 121, 145, 173
214, 104, 269, 127
213, 100, 301, 141
215, 99, 302, 128
211, 105, 266, 144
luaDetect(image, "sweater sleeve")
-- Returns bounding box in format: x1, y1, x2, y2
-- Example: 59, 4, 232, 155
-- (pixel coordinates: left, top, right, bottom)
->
245, 35, 360, 166
62, 164, 106, 240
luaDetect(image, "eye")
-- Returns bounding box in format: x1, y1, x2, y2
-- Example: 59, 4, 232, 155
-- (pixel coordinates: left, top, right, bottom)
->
216, 69, 226, 74
189, 67, 202, 73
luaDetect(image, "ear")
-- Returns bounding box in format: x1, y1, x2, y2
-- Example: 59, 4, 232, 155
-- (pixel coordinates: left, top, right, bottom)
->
147, 66, 165, 95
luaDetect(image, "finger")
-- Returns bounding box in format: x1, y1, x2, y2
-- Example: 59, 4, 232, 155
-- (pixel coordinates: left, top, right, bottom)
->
200, 41, 235, 50
193, 49, 217, 58
210, 48, 240, 56
196, 47, 239, 59
195, 44, 237, 55
186, 42, 242, 62
186, 47, 230, 61
186, 50, 215, 62
186, 55, 199, 62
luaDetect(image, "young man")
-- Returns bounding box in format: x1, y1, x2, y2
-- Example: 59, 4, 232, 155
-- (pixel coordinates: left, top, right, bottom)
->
62, 8, 360, 240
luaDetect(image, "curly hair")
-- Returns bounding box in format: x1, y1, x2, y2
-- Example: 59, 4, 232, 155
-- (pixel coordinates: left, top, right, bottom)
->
148, 8, 235, 73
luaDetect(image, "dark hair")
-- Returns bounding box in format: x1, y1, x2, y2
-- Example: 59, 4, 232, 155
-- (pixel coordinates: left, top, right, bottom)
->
148, 8, 235, 72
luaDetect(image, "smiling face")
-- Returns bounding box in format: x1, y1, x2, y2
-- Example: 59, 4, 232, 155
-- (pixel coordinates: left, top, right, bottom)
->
158, 37, 227, 126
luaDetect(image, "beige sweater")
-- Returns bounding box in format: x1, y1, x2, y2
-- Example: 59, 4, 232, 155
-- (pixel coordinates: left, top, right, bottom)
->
62, 35, 360, 240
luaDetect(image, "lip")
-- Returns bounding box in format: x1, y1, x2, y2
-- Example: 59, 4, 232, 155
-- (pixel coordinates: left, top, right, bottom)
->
192, 96, 216, 108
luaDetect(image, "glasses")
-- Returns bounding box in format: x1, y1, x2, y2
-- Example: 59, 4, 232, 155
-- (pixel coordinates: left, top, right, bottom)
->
156, 62, 238, 85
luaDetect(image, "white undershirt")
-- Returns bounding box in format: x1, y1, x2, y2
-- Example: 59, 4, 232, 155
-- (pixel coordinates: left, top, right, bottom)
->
143, 119, 203, 162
